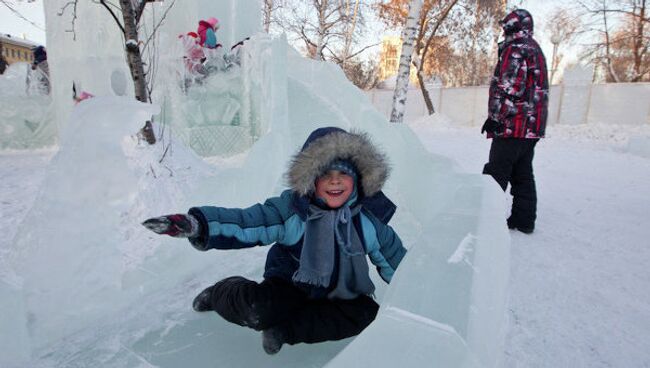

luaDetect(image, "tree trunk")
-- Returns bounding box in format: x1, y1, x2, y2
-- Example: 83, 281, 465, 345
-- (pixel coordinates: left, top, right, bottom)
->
390, 0, 423, 123
416, 72, 434, 115
550, 42, 559, 84
413, 54, 435, 114
263, 0, 273, 33
601, 6, 620, 82
314, 0, 328, 60
342, 0, 361, 68
119, 0, 156, 144
632, 0, 646, 81
120, 0, 148, 102
413, 0, 458, 115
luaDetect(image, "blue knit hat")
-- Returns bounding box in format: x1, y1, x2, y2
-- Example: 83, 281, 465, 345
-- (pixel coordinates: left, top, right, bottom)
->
324, 159, 358, 181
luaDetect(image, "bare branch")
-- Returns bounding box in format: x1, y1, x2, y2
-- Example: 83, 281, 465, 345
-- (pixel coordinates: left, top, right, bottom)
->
141, 0, 176, 52
1, 0, 45, 30
58, 0, 79, 39
135, 0, 148, 23
98, 0, 126, 34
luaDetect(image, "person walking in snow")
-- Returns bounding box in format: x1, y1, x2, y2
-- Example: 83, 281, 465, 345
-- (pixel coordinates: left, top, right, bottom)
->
197, 17, 221, 49
29, 45, 50, 94
481, 9, 548, 234
142, 127, 406, 355
0, 52, 7, 74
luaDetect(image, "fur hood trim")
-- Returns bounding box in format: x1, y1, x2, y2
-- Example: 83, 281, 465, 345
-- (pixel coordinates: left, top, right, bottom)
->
287, 130, 390, 197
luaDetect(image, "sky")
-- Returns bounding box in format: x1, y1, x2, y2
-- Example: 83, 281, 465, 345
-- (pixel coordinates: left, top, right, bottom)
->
0, 0, 46, 45
1, 0, 581, 73
0, 1, 576, 45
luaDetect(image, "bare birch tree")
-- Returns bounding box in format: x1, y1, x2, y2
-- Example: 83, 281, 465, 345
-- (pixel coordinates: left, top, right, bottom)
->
379, 0, 504, 115
275, 0, 375, 63
608, 0, 649, 81
275, 0, 343, 60
389, 0, 422, 123
340, 0, 361, 68
579, 0, 622, 82
272, 0, 378, 90
59, 0, 176, 144
263, 0, 284, 33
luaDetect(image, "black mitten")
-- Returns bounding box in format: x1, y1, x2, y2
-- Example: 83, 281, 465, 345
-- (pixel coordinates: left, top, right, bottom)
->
481, 118, 503, 134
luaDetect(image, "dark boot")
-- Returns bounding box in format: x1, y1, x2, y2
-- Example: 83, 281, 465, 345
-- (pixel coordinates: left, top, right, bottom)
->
192, 285, 214, 312
507, 217, 534, 234
262, 326, 288, 355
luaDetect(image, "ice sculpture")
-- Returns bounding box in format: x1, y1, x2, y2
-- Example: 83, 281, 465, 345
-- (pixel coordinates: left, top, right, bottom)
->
1, 1, 510, 367
0, 63, 55, 149
40, 0, 261, 157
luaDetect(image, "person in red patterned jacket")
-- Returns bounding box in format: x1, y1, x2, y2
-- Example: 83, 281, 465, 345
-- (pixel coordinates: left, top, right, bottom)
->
481, 9, 548, 234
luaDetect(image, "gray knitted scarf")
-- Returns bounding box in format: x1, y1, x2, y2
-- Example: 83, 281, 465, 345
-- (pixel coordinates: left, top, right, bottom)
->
292, 204, 375, 299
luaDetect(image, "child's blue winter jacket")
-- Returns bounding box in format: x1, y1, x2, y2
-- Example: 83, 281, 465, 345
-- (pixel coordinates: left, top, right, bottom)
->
188, 127, 407, 298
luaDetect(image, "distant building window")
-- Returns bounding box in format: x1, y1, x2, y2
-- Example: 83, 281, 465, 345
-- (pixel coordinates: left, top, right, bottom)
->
12, 49, 15, 58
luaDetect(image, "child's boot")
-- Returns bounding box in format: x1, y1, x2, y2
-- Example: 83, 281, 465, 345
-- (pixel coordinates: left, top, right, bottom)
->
262, 326, 287, 355
192, 285, 214, 312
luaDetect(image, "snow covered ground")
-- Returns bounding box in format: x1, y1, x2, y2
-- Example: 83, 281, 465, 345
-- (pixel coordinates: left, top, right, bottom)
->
408, 117, 650, 368
1, 116, 649, 367
3, 118, 649, 367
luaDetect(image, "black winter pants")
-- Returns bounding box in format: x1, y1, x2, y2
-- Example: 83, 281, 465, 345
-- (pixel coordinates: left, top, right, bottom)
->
483, 138, 539, 229
204, 276, 379, 345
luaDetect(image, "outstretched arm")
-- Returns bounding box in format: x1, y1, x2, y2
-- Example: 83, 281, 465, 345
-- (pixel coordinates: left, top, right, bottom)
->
187, 191, 301, 251
142, 192, 302, 251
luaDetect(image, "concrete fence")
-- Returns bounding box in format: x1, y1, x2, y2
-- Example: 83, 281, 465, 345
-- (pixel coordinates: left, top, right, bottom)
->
367, 82, 650, 126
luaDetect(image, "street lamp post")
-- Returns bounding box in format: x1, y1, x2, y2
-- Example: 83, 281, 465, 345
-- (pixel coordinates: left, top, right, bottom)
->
550, 33, 561, 85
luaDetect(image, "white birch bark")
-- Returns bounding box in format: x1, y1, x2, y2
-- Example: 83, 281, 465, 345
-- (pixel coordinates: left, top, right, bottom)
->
314, 0, 328, 60
390, 0, 423, 123
342, 0, 361, 67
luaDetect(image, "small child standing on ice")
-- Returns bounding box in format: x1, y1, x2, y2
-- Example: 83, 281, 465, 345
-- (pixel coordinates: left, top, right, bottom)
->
143, 127, 406, 354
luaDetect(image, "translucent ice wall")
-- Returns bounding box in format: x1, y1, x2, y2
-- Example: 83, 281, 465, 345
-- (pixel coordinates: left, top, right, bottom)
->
0, 63, 55, 149
42, 0, 260, 152
156, 0, 263, 156
278, 46, 511, 368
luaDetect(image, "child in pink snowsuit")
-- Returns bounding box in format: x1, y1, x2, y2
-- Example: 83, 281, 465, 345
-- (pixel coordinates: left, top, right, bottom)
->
197, 17, 220, 49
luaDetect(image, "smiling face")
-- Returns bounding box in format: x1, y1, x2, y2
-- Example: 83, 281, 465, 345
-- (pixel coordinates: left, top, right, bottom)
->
314, 170, 355, 209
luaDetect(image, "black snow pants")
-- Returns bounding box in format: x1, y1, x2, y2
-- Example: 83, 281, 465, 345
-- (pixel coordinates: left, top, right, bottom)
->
204, 276, 379, 345
482, 138, 539, 229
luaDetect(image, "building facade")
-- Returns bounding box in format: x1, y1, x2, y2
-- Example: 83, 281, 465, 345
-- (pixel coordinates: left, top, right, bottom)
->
1, 34, 39, 66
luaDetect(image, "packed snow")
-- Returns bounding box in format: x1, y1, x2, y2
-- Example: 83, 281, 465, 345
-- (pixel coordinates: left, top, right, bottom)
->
409, 115, 650, 368
2, 116, 649, 367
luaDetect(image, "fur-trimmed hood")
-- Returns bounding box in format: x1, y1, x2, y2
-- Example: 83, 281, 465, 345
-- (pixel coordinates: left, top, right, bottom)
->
287, 127, 390, 197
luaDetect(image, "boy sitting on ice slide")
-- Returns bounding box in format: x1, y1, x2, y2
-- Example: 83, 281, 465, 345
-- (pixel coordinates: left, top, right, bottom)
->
143, 127, 407, 354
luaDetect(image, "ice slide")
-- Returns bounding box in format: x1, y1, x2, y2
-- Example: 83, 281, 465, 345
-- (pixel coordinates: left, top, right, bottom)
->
2, 33, 509, 367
